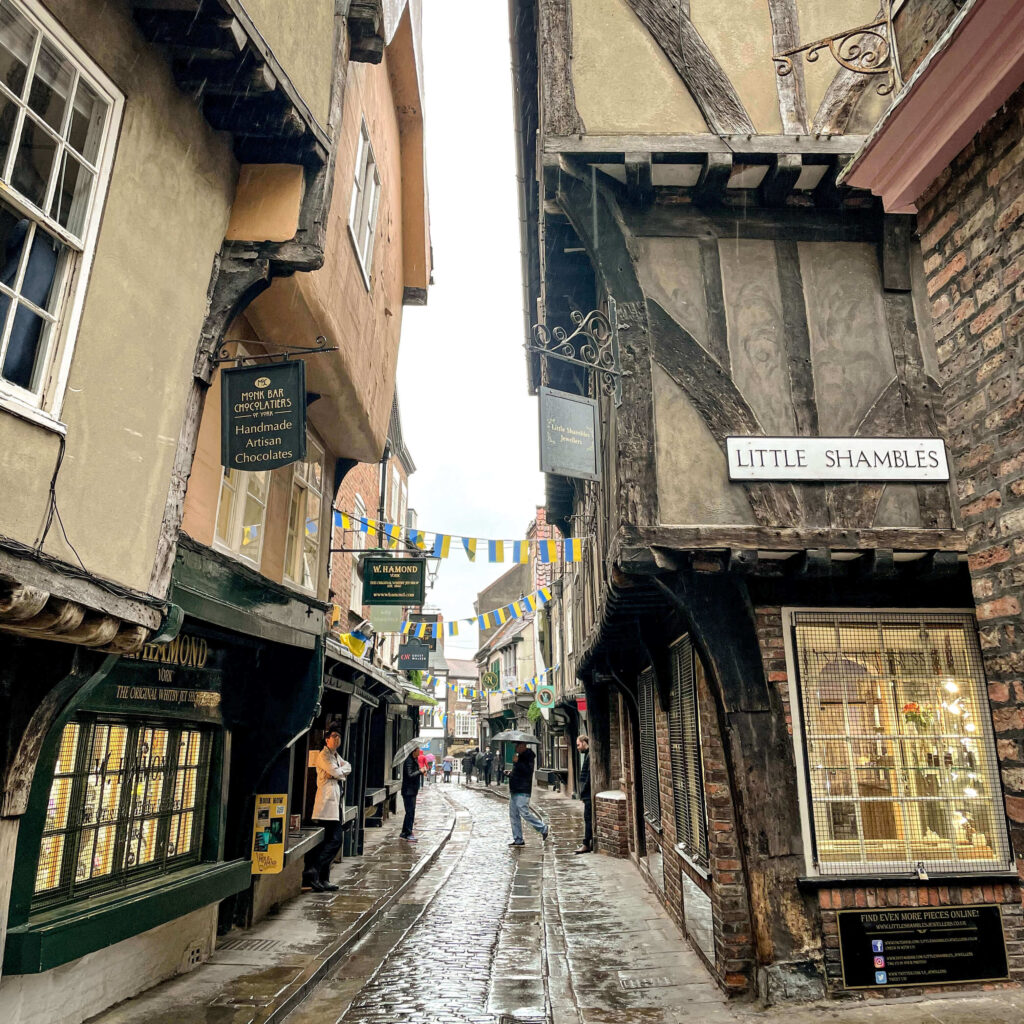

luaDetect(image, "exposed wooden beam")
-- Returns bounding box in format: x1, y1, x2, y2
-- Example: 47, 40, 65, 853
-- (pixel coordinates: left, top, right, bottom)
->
693, 151, 732, 205
543, 134, 867, 157
539, 0, 585, 135
628, 525, 967, 553
621, 0, 756, 134
758, 153, 803, 206
624, 151, 653, 208
767, 0, 808, 133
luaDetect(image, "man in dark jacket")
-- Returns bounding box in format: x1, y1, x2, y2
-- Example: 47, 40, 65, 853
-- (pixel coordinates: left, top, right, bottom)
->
575, 735, 592, 854
400, 749, 426, 842
462, 750, 474, 784
508, 742, 548, 846
483, 750, 495, 786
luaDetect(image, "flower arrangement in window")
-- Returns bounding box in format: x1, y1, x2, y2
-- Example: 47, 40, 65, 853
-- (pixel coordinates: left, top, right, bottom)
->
902, 701, 932, 731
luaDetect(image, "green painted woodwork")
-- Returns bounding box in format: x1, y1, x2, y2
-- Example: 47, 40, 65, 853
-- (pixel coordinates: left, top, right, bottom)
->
3, 859, 251, 974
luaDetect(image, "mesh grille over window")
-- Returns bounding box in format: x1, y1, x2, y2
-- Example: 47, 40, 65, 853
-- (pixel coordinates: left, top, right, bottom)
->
791, 611, 1012, 876
638, 667, 662, 826
669, 636, 708, 867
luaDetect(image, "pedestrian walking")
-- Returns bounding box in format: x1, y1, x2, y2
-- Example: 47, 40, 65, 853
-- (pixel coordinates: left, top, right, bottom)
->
475, 749, 487, 786
483, 749, 495, 786
462, 750, 474, 784
303, 721, 352, 892
575, 735, 593, 855
400, 748, 426, 842
508, 742, 548, 847
442, 756, 453, 782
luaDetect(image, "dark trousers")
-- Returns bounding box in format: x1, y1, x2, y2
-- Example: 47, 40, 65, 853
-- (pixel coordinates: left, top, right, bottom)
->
582, 796, 593, 845
443, 770, 451, 782
483, 768, 492, 786
310, 819, 344, 883
401, 791, 417, 836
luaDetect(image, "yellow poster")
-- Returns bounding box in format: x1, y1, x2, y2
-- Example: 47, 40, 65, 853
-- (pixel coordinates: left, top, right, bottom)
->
251, 793, 287, 874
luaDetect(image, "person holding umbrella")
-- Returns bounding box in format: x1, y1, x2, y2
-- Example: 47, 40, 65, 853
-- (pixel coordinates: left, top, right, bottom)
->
393, 738, 428, 842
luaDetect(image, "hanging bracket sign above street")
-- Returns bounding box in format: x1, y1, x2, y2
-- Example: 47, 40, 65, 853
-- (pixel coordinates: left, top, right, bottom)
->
726, 436, 949, 482
398, 641, 430, 671
221, 360, 306, 472
361, 557, 426, 606
539, 387, 601, 482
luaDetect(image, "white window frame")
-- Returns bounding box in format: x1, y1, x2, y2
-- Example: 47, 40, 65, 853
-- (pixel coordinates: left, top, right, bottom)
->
347, 119, 380, 290
284, 433, 325, 594
0, 0, 122, 430
349, 493, 366, 613
213, 466, 269, 568
783, 605, 1014, 878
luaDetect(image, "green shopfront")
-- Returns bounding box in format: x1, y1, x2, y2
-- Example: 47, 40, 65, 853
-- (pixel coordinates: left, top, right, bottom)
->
2, 538, 324, 989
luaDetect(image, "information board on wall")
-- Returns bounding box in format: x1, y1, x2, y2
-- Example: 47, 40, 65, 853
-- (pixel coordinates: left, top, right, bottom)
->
837, 905, 1008, 989
726, 436, 949, 482
221, 360, 306, 472
251, 793, 288, 874
539, 386, 601, 482
361, 557, 426, 606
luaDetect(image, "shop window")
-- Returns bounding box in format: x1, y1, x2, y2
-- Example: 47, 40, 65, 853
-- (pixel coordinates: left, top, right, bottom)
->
350, 493, 366, 612
348, 119, 380, 288
668, 636, 709, 869
789, 610, 1013, 876
638, 666, 662, 826
34, 717, 211, 908
0, 0, 119, 419
285, 433, 324, 592
215, 466, 269, 565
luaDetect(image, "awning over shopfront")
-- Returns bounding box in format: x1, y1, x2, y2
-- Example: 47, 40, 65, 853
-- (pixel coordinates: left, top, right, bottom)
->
401, 682, 437, 706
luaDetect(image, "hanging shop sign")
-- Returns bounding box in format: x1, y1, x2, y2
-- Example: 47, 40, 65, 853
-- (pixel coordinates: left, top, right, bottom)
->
251, 793, 288, 875
361, 557, 426, 606
398, 641, 430, 671
539, 386, 601, 482
536, 684, 556, 708
221, 360, 307, 472
369, 604, 404, 633
837, 905, 1008, 989
726, 436, 949, 482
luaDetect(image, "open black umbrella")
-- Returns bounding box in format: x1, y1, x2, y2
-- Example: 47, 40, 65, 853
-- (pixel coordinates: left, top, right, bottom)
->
489, 729, 540, 744
392, 737, 424, 766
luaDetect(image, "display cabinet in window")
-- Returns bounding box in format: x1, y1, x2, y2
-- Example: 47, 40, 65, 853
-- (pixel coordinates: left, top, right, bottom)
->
788, 611, 1012, 876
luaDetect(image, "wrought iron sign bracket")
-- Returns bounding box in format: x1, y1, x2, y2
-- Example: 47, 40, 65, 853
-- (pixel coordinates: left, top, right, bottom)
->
212, 334, 339, 366
527, 298, 629, 407
772, 0, 903, 98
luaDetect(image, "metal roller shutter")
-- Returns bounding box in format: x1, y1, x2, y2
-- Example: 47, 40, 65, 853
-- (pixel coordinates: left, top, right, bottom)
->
638, 667, 662, 826
669, 636, 709, 867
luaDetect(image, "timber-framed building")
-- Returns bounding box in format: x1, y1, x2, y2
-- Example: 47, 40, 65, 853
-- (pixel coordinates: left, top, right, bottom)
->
511, 0, 1023, 1001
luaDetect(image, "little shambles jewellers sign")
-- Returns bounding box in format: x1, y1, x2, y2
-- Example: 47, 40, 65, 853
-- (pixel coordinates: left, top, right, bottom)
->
726, 436, 949, 482
362, 557, 426, 606
221, 361, 307, 472
837, 905, 1008, 989
539, 386, 601, 482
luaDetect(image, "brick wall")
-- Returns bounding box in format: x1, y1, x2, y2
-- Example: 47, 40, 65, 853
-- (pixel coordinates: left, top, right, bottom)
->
917, 82, 1024, 874
595, 792, 629, 856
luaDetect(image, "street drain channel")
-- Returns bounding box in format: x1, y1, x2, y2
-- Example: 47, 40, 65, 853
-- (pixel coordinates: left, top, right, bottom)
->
618, 974, 678, 990
498, 1017, 551, 1024
216, 937, 285, 952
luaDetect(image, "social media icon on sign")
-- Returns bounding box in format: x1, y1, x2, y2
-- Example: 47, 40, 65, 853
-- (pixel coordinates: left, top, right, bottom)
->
875, 971, 888, 985
874, 956, 885, 969
871, 940, 884, 953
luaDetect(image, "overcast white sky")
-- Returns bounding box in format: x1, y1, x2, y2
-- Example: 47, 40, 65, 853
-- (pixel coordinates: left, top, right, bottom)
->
396, 1, 546, 660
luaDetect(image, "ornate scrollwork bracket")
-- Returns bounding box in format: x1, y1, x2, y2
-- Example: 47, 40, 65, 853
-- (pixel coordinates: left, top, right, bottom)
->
211, 334, 339, 366
772, 1, 902, 98
527, 298, 628, 407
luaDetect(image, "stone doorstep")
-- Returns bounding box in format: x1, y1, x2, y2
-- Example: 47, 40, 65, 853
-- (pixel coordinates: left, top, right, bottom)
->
227, 793, 459, 1024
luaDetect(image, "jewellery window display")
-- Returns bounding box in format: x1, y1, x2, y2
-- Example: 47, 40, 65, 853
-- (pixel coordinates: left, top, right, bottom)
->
34, 717, 211, 907
792, 611, 1012, 875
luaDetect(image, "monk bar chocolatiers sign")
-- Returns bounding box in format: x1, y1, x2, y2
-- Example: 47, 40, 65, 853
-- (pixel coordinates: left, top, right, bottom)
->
221, 360, 306, 472
539, 386, 601, 482
361, 557, 426, 606
837, 905, 1008, 990
726, 436, 949, 482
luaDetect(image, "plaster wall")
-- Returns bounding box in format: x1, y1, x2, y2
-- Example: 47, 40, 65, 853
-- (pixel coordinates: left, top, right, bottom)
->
0, 0, 235, 593
241, 0, 335, 126
571, 0, 706, 134
0, 904, 217, 1024
246, 47, 407, 464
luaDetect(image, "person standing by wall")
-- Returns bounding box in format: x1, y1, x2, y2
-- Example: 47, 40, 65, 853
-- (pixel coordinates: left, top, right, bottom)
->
304, 721, 352, 891
508, 741, 548, 847
400, 748, 427, 842
575, 735, 592, 855
483, 749, 495, 787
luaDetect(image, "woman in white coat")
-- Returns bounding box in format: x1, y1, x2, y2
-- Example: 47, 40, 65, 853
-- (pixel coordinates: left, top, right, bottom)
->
305, 721, 352, 892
